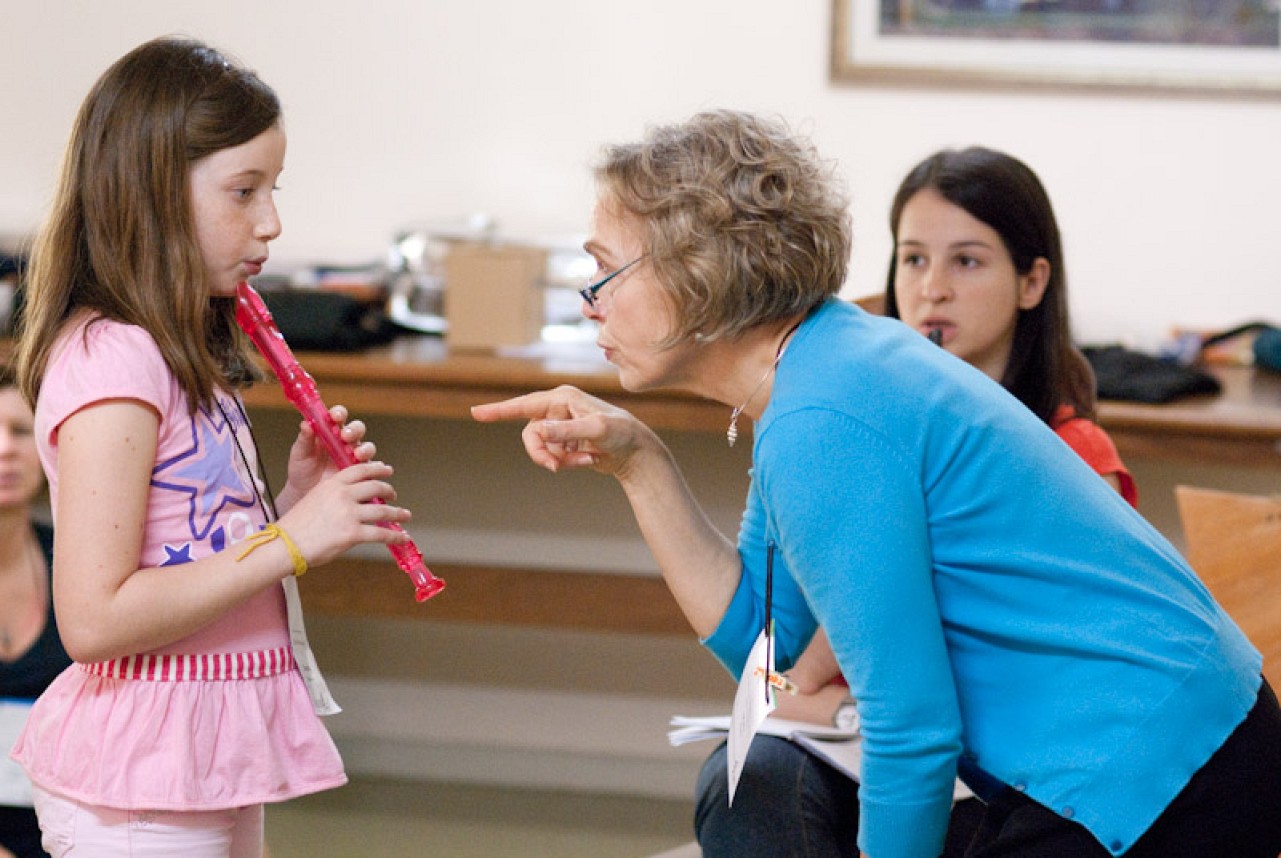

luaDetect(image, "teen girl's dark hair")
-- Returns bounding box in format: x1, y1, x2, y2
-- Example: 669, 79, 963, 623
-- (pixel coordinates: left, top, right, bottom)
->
884, 146, 1095, 423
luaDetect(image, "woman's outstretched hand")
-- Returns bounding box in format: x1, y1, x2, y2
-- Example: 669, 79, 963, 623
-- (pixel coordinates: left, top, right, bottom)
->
476, 384, 738, 637
471, 385, 658, 478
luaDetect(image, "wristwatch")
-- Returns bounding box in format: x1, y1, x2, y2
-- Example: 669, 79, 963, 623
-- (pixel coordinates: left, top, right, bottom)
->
833, 697, 859, 732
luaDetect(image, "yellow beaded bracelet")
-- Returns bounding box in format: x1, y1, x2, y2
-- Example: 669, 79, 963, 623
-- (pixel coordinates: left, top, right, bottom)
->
236, 523, 308, 577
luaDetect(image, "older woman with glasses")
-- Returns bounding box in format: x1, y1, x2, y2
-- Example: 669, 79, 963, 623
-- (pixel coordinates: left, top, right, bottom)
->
472, 110, 1281, 858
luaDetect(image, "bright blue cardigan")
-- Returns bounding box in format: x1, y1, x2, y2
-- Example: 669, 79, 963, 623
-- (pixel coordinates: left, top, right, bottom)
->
704, 299, 1260, 858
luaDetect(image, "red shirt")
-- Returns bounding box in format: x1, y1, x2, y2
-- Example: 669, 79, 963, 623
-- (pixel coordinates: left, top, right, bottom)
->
1051, 404, 1138, 508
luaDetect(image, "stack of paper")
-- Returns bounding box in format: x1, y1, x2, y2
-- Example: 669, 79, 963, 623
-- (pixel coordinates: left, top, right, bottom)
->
669, 714, 862, 781
669, 713, 974, 802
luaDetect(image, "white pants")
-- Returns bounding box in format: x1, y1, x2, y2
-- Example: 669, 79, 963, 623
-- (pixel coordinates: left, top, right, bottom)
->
32, 785, 263, 857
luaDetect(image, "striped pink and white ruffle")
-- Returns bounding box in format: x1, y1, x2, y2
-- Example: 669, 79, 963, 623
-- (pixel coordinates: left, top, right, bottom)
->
81, 647, 295, 681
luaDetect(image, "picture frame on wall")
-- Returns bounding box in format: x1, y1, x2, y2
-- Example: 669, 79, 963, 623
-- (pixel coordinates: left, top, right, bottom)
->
831, 1, 1281, 97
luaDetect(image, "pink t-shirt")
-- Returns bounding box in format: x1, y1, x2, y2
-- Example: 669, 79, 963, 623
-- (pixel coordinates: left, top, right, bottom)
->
11, 317, 345, 810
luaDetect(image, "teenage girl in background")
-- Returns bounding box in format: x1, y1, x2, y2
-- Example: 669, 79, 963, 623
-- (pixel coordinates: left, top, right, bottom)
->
886, 146, 1135, 504
9, 37, 413, 857
0, 368, 68, 858
694, 146, 1137, 857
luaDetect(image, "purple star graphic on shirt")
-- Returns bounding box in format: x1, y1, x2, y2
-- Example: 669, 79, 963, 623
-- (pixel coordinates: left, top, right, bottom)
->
162, 542, 195, 566
151, 395, 258, 544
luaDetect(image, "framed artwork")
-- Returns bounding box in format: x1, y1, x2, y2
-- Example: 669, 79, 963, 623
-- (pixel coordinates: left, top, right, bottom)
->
832, 1, 1281, 97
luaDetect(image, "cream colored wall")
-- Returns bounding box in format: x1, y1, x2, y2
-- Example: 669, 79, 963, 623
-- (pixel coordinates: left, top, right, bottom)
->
4, 1, 1278, 797
3, 1, 1280, 348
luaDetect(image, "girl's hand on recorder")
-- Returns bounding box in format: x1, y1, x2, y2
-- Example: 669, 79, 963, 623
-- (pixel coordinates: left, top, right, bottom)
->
276, 460, 410, 570
276, 404, 376, 513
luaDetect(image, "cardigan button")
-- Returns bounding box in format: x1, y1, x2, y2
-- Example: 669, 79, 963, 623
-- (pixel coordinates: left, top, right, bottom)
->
1061, 806, 1075, 819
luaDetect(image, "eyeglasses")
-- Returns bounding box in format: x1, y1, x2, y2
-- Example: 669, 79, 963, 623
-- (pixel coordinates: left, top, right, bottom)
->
579, 256, 644, 308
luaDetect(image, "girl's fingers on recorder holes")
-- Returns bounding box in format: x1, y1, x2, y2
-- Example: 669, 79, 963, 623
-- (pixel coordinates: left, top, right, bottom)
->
340, 418, 366, 443
364, 520, 410, 545
365, 501, 410, 525
353, 479, 400, 506
345, 460, 395, 480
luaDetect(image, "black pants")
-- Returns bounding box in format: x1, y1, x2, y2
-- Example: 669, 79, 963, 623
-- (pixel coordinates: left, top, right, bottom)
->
961, 678, 1281, 857
0, 805, 49, 858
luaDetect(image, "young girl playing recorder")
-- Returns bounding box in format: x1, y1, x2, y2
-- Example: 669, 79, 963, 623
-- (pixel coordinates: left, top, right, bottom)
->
10, 36, 413, 857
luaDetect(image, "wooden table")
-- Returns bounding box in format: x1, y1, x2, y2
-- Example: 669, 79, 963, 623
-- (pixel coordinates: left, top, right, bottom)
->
1094, 364, 1281, 468
241, 335, 1281, 468
240, 336, 728, 433
9, 333, 1277, 463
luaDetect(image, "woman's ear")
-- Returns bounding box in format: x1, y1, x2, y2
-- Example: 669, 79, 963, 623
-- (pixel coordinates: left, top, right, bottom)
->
1017, 258, 1051, 310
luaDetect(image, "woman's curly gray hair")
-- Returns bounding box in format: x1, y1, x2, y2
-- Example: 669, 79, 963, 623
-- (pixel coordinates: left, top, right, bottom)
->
594, 109, 851, 345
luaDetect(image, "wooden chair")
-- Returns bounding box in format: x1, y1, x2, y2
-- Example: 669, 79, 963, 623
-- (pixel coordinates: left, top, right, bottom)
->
852, 292, 886, 315
1175, 485, 1281, 689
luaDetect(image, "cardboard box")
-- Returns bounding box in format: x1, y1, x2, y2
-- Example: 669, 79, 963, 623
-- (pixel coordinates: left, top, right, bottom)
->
444, 241, 547, 350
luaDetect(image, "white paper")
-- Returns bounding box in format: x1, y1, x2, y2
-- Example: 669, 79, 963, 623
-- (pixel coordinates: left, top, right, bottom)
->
0, 699, 34, 806
672, 710, 974, 803
282, 576, 340, 716
725, 630, 778, 805
669, 713, 857, 745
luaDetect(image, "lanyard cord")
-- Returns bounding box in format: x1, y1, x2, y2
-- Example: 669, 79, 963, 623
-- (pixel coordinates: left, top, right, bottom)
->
764, 540, 775, 704
216, 395, 279, 524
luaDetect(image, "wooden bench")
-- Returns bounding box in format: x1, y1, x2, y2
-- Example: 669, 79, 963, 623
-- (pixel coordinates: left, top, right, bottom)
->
302, 558, 694, 636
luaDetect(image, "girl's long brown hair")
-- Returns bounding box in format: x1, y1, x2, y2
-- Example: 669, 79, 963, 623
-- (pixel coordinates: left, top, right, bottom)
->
16, 36, 279, 411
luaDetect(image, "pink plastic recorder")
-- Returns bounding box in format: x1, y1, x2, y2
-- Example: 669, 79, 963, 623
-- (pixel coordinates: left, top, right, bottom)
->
234, 282, 446, 602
